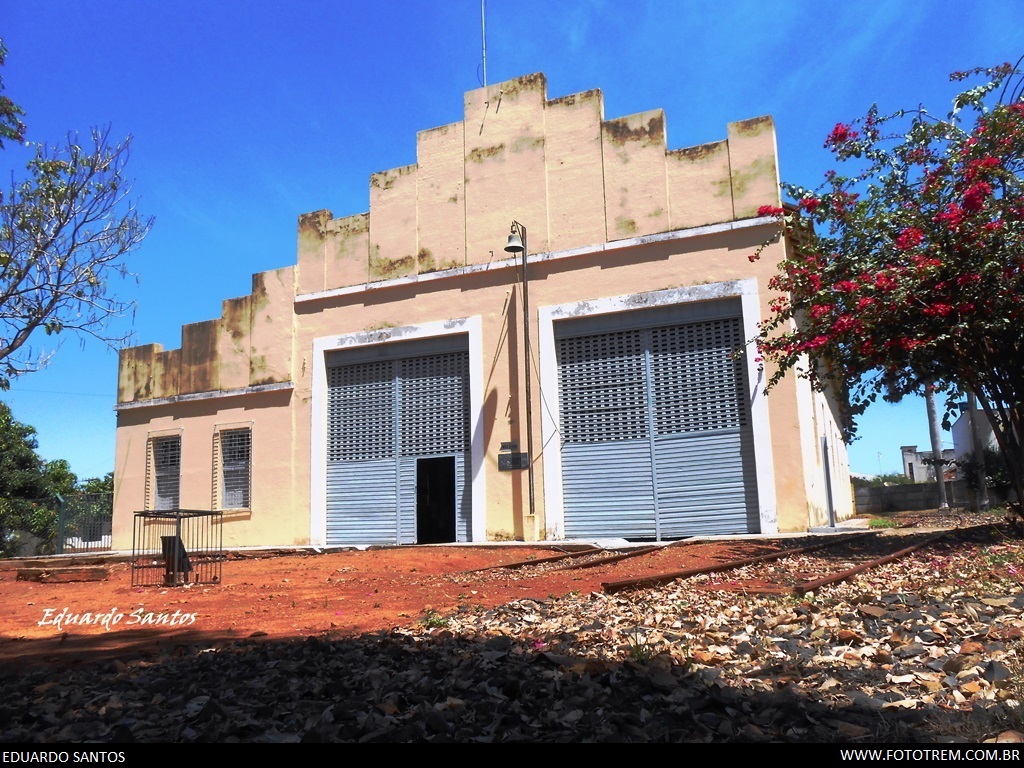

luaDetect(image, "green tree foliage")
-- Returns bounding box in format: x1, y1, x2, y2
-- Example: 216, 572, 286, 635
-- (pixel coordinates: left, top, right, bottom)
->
63, 472, 115, 547
959, 447, 1011, 494
78, 472, 113, 496
0, 400, 60, 554
850, 472, 916, 488
751, 62, 1024, 507
0, 400, 117, 555
0, 41, 25, 149
43, 458, 77, 497
0, 38, 152, 389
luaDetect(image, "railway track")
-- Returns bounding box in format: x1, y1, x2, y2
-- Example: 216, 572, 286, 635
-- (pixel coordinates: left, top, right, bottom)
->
465, 525, 1005, 598
606, 530, 951, 596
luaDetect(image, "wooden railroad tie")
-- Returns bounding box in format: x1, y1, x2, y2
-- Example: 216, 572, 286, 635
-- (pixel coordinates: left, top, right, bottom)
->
16, 566, 110, 583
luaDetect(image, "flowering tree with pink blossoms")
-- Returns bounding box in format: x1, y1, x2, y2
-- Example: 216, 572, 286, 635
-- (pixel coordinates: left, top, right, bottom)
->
751, 62, 1024, 510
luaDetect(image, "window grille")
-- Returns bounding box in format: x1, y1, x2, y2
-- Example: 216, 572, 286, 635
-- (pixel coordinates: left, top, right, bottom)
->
217, 428, 251, 509
150, 436, 181, 510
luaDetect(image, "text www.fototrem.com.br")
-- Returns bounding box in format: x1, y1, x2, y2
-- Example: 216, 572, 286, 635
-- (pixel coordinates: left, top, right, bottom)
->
841, 749, 1020, 762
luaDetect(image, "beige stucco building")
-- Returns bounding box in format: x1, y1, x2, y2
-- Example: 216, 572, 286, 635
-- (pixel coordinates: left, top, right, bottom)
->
112, 73, 853, 549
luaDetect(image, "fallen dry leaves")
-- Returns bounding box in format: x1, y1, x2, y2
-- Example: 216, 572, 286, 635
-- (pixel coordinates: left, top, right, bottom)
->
1, 515, 1023, 743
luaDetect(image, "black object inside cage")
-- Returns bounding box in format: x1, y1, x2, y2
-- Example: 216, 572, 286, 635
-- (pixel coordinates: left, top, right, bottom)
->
132, 509, 224, 587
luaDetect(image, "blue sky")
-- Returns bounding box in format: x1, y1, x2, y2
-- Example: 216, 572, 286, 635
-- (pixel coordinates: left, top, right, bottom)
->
1, 1, 1022, 481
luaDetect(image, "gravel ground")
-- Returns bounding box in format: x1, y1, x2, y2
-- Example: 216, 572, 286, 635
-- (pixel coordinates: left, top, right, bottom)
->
1, 518, 1023, 743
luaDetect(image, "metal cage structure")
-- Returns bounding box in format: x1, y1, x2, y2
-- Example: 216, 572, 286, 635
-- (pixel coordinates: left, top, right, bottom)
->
131, 509, 224, 587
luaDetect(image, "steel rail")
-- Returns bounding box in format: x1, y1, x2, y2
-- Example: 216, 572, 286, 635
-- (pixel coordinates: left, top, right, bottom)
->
601, 534, 865, 594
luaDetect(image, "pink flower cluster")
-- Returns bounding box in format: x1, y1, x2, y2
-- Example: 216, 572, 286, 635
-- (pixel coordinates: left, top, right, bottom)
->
963, 181, 993, 212
956, 272, 981, 287
824, 123, 859, 148
874, 273, 898, 291
963, 155, 1000, 183
933, 203, 964, 229
894, 227, 924, 251
832, 315, 857, 333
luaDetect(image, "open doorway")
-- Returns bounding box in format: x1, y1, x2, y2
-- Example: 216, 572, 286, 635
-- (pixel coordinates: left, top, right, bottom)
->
416, 456, 456, 544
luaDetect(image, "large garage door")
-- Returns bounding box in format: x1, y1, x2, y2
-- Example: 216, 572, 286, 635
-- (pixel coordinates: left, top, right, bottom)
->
556, 310, 759, 540
326, 340, 471, 546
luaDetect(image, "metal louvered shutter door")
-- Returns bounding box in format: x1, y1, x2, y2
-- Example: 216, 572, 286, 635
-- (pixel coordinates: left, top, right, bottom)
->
327, 349, 472, 546
456, 451, 472, 541
650, 318, 759, 537
326, 361, 398, 545
398, 353, 469, 457
398, 452, 471, 543
557, 330, 656, 539
556, 315, 759, 540
398, 352, 471, 542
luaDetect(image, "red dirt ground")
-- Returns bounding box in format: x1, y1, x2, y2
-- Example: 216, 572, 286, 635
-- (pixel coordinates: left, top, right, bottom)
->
0, 540, 790, 666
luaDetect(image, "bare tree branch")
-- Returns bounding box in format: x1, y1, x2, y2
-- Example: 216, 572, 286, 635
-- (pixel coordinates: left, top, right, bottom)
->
0, 127, 153, 387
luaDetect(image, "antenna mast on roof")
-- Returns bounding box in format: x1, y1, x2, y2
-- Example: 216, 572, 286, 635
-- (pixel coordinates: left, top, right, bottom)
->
481, 0, 488, 88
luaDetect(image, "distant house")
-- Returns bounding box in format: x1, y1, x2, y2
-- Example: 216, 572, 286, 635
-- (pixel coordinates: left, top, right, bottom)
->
111, 73, 854, 549
900, 445, 956, 482
951, 403, 999, 477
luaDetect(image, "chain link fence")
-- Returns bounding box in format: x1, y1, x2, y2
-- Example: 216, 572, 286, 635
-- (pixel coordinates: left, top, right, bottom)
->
56, 493, 113, 554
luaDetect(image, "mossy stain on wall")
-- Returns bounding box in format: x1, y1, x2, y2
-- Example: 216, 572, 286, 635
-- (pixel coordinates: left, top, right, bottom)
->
371, 165, 415, 191
615, 216, 638, 235
467, 144, 505, 163
417, 248, 436, 273
604, 114, 665, 147
713, 177, 732, 199
501, 72, 546, 98
674, 140, 726, 162
731, 156, 776, 198
338, 213, 369, 237
250, 273, 270, 314
370, 172, 396, 191
223, 297, 250, 341
547, 89, 601, 108
732, 115, 773, 137
511, 135, 544, 154
298, 209, 331, 239
182, 321, 218, 394
369, 252, 415, 280
181, 323, 217, 366
249, 355, 279, 386
134, 368, 152, 401
158, 349, 181, 398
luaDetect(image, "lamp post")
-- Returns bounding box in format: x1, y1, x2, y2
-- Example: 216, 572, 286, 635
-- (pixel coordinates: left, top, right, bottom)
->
504, 221, 536, 523
968, 391, 990, 511
925, 383, 949, 511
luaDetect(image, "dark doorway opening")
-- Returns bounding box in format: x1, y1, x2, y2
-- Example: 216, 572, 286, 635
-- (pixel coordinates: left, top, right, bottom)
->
416, 457, 456, 544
